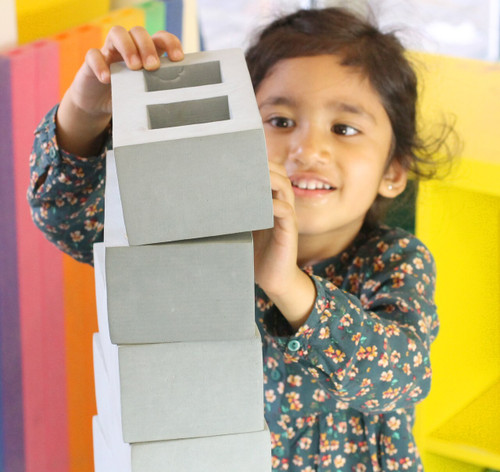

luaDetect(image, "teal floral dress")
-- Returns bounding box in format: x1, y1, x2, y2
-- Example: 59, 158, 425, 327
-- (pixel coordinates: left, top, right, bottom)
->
28, 106, 438, 472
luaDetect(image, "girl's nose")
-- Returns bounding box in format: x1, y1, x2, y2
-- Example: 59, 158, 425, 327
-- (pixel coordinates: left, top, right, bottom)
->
288, 125, 332, 167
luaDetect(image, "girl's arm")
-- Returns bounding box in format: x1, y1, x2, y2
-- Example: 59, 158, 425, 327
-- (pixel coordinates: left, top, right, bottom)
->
57, 26, 183, 156
28, 27, 184, 264
259, 230, 438, 415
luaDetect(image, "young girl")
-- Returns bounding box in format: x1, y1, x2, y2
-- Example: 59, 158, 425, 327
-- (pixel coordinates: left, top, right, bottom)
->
29, 7, 444, 472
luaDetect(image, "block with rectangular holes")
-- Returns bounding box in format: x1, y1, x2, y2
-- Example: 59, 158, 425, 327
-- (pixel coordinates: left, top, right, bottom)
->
110, 49, 273, 245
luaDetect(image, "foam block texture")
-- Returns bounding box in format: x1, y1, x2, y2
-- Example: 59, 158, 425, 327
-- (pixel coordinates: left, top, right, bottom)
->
103, 234, 255, 344
110, 48, 273, 245
119, 336, 264, 443
131, 428, 271, 472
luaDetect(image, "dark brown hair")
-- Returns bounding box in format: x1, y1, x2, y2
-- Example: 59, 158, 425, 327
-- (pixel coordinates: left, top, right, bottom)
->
245, 7, 454, 227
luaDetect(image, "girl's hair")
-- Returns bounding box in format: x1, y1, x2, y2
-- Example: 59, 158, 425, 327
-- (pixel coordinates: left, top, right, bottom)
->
245, 7, 454, 227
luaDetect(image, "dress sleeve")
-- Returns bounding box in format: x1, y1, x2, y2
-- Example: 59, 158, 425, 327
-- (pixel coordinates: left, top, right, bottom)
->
262, 231, 438, 415
27, 105, 110, 265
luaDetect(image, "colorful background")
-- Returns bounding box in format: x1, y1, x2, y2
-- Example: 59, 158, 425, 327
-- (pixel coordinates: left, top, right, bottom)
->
0, 1, 498, 471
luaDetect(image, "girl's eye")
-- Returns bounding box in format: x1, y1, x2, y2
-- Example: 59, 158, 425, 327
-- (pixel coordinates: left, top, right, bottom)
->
269, 117, 295, 128
332, 124, 359, 136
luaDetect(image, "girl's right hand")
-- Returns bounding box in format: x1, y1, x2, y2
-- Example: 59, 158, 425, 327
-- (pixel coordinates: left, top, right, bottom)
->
56, 26, 184, 156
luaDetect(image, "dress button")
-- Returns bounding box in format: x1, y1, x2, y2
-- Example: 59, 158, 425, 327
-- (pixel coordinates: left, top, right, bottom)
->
270, 369, 282, 381
287, 339, 301, 352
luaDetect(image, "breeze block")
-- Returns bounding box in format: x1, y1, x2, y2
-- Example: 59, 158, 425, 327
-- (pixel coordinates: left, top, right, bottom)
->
110, 48, 273, 245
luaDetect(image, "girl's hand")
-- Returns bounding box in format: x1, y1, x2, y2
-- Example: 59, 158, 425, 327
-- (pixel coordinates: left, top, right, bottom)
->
253, 162, 316, 330
56, 27, 184, 156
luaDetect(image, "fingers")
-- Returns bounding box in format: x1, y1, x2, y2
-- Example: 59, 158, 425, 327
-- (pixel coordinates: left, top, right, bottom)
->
151, 30, 184, 61
268, 162, 296, 228
99, 26, 184, 75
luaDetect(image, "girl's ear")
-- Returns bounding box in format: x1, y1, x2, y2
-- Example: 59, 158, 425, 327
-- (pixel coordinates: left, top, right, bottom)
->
378, 159, 408, 198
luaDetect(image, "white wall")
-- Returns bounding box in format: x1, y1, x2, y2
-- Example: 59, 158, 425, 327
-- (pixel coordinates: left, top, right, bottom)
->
0, 0, 18, 50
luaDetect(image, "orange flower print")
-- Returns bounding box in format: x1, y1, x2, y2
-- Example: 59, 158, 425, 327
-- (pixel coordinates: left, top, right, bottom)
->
386, 458, 400, 470
357, 345, 378, 361
398, 238, 410, 248
403, 363, 412, 375
287, 375, 302, 387
390, 351, 401, 364
339, 313, 353, 327
334, 455, 346, 468
352, 332, 362, 346
344, 441, 358, 454
85, 203, 99, 217
377, 241, 389, 252
387, 416, 401, 430
413, 257, 424, 269
373, 323, 385, 335
298, 437, 312, 450
84, 219, 99, 231
292, 455, 303, 466
380, 370, 394, 382
382, 387, 401, 400
337, 421, 347, 434
385, 324, 400, 337
318, 326, 330, 339
400, 457, 413, 469
378, 352, 389, 368
285, 392, 303, 411
400, 263, 413, 274
373, 255, 385, 272
413, 352, 423, 367
70, 231, 84, 242
324, 346, 346, 364
408, 339, 417, 351
321, 454, 332, 467
313, 389, 327, 402
265, 389, 276, 403
354, 464, 367, 472
391, 272, 405, 288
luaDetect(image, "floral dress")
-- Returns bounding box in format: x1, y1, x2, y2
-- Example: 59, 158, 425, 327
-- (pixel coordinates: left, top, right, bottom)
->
28, 106, 438, 472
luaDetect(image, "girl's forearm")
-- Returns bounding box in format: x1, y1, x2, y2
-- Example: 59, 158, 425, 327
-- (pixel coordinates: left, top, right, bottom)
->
268, 268, 317, 331
56, 93, 111, 157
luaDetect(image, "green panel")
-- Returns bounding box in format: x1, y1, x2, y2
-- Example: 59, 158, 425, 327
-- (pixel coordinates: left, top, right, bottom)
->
138, 1, 166, 34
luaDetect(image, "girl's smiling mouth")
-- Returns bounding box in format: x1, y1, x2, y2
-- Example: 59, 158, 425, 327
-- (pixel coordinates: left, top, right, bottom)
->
289, 175, 336, 196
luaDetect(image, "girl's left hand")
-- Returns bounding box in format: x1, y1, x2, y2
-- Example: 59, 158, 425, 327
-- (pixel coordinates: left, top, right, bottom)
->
253, 162, 318, 330
253, 161, 299, 299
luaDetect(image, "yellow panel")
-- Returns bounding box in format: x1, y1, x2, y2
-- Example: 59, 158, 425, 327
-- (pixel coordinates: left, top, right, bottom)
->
16, 0, 110, 43
416, 182, 500, 435
421, 452, 486, 472
426, 379, 500, 470
92, 7, 146, 42
413, 52, 500, 169
415, 55, 500, 470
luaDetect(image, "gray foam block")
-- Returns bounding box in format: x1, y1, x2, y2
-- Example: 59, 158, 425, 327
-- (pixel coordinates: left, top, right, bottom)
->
119, 336, 264, 443
94, 413, 270, 472
103, 232, 256, 344
131, 427, 271, 472
110, 48, 273, 245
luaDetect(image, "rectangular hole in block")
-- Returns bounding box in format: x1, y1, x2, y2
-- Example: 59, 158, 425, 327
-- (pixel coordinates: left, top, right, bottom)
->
148, 96, 230, 129
144, 61, 222, 91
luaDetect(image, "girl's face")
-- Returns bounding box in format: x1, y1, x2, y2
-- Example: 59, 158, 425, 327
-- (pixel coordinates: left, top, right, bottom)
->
256, 55, 406, 252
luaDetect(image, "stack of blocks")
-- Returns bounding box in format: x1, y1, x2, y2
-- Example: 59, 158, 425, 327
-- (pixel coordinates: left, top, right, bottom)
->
92, 49, 274, 471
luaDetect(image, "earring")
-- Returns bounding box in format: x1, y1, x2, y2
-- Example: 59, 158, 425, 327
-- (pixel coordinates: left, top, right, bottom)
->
388, 184, 393, 191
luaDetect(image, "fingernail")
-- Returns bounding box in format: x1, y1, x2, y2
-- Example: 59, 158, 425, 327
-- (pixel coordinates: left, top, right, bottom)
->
145, 55, 159, 69
170, 49, 183, 60
130, 54, 141, 68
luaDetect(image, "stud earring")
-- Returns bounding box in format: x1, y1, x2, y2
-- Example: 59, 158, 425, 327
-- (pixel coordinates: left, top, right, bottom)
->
388, 184, 393, 191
